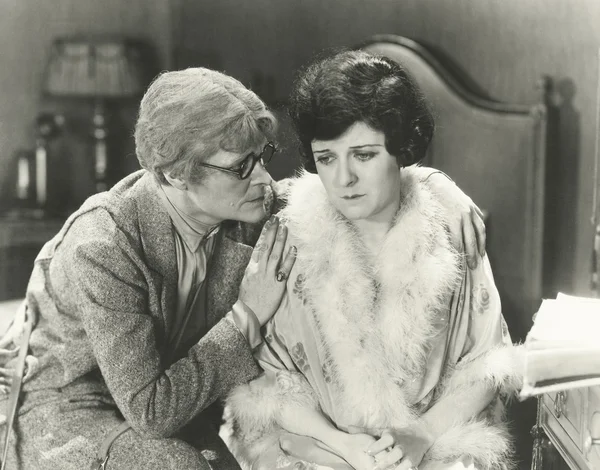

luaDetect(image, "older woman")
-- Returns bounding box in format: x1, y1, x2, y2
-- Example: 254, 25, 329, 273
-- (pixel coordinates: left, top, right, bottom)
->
0, 68, 297, 470
0, 67, 484, 470
224, 51, 520, 470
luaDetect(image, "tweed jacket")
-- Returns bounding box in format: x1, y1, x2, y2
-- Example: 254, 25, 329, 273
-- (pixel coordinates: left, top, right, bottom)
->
0, 170, 265, 438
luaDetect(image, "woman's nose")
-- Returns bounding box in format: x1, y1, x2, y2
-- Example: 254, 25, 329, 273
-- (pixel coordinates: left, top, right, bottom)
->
336, 160, 356, 187
250, 159, 272, 186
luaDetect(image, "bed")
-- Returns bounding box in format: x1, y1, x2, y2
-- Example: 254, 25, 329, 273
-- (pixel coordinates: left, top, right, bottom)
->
357, 35, 550, 341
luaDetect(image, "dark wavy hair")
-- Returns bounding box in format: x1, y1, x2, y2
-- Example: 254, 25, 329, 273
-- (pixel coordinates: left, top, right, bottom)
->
288, 50, 434, 173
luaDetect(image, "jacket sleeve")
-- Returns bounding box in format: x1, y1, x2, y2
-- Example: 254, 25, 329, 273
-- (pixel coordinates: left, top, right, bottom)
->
53, 211, 261, 438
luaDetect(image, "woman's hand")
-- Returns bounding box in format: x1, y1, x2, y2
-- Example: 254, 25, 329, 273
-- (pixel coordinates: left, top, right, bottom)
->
238, 215, 297, 326
278, 432, 359, 470
367, 425, 435, 470
425, 172, 486, 269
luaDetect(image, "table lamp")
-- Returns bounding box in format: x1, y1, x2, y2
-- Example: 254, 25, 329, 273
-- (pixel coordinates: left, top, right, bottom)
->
43, 36, 146, 192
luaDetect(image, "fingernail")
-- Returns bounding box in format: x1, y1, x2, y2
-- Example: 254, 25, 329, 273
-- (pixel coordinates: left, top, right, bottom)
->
290, 245, 297, 254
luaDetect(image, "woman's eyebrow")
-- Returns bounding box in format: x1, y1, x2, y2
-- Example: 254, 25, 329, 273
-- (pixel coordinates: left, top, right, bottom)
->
314, 143, 383, 154
349, 144, 384, 149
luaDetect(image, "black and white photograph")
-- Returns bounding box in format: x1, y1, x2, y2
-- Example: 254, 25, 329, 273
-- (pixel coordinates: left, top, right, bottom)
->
0, 1, 599, 469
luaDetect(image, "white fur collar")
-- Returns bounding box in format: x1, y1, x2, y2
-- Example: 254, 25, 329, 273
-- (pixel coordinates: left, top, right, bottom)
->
280, 166, 462, 429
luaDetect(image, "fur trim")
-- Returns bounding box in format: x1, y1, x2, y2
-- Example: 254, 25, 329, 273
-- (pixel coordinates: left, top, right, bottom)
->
436, 346, 525, 403
424, 420, 514, 470
223, 371, 319, 468
280, 167, 461, 429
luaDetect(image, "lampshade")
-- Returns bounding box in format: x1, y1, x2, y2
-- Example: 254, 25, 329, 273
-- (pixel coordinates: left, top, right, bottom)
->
43, 36, 146, 98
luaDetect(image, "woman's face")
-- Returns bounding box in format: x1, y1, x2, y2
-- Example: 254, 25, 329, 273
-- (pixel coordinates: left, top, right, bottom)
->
311, 121, 402, 224
183, 143, 273, 225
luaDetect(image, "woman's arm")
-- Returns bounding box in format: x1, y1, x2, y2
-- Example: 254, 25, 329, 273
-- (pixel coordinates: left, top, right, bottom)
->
55, 210, 292, 439
66, 234, 260, 438
227, 365, 377, 469
422, 380, 495, 440
274, 372, 377, 470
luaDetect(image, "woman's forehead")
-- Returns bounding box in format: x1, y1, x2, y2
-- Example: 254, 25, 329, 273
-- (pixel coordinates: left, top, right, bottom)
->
312, 122, 385, 150
220, 132, 266, 154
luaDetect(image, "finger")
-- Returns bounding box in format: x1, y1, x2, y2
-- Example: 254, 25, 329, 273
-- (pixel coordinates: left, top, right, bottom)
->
461, 212, 478, 270
373, 446, 403, 469
268, 223, 287, 270
394, 457, 416, 470
252, 216, 278, 262
367, 432, 395, 456
0, 336, 15, 349
470, 207, 487, 257
0, 347, 19, 361
262, 216, 279, 261
251, 217, 271, 262
277, 245, 297, 282
280, 433, 350, 467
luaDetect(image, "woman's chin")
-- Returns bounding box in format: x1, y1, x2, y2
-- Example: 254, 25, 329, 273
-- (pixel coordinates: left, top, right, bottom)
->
336, 206, 369, 222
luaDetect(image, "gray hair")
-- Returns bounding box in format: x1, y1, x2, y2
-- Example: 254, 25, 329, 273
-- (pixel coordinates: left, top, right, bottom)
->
134, 67, 277, 184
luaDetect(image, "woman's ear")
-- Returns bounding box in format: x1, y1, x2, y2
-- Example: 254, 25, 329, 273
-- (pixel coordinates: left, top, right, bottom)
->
163, 173, 187, 191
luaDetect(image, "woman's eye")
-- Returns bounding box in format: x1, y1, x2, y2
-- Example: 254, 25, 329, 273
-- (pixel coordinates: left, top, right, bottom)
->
315, 155, 334, 165
230, 159, 248, 172
355, 152, 376, 161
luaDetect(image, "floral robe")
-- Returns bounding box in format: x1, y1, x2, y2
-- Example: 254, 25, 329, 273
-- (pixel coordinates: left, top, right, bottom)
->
224, 167, 521, 470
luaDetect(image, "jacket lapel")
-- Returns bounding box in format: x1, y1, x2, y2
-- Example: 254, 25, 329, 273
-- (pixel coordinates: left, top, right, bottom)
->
132, 173, 178, 336
132, 173, 260, 335
206, 224, 254, 327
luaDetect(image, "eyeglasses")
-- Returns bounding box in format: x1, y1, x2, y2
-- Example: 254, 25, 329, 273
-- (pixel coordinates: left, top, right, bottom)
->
198, 142, 277, 180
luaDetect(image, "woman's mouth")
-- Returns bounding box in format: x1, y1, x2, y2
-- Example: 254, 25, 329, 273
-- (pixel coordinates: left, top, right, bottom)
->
342, 194, 365, 200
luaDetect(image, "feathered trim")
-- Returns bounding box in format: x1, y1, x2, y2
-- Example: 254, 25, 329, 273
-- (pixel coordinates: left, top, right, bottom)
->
279, 167, 462, 429
223, 371, 319, 469
436, 345, 525, 403
424, 420, 514, 470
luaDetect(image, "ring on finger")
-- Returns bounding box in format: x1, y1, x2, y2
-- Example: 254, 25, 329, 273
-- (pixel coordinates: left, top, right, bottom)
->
276, 272, 287, 282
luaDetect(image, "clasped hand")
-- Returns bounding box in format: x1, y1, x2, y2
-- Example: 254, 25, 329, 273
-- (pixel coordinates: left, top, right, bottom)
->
366, 425, 435, 470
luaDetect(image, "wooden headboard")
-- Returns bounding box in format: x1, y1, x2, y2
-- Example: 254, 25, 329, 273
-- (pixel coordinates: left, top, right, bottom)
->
360, 35, 549, 339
